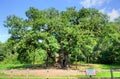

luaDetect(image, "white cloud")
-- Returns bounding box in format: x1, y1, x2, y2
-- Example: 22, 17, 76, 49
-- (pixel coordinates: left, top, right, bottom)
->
99, 8, 106, 13
80, 0, 110, 8
108, 9, 120, 21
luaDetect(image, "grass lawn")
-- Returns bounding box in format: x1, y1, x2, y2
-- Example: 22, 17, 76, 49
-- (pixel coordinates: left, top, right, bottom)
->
74, 72, 120, 78
0, 63, 120, 79
0, 72, 120, 79
91, 64, 120, 69
0, 63, 120, 70
0, 64, 38, 70
72, 63, 120, 71
96, 72, 120, 77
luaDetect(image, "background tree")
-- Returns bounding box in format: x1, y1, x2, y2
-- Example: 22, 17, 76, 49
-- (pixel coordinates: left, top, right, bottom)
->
4, 7, 120, 67
0, 42, 5, 61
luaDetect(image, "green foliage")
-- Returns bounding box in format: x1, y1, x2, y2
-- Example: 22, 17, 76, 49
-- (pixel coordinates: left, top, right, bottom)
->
96, 23, 120, 64
3, 52, 20, 64
0, 42, 5, 61
33, 49, 47, 64
3, 7, 120, 65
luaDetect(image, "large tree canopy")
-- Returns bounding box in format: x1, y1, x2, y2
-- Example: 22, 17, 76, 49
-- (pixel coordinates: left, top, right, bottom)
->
4, 7, 120, 67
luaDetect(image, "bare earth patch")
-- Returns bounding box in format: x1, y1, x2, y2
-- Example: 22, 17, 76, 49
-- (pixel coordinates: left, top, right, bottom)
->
1, 69, 86, 77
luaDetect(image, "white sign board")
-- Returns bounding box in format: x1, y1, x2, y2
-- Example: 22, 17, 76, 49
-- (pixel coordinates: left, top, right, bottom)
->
86, 68, 96, 76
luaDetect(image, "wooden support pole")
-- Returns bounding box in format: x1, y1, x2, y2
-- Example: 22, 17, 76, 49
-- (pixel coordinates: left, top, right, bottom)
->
75, 55, 77, 70
89, 75, 92, 79
67, 69, 70, 79
110, 68, 113, 79
26, 68, 29, 79
46, 70, 49, 79
10, 69, 13, 79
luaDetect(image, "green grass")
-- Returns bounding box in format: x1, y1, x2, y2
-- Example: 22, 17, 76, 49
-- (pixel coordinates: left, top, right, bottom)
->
0, 73, 9, 76
96, 72, 120, 77
76, 72, 120, 78
0, 64, 24, 69
0, 64, 42, 70
75, 63, 120, 70
91, 64, 120, 69
0, 63, 120, 70
0, 63, 120, 79
0, 72, 120, 79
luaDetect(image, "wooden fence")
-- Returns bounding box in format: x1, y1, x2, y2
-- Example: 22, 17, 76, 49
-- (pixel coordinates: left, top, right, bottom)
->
0, 69, 120, 79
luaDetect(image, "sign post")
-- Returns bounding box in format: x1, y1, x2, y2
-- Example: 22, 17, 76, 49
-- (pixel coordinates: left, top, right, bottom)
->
86, 68, 96, 79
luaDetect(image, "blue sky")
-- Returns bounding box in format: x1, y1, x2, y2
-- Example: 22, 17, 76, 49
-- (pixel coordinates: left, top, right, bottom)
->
0, 0, 120, 43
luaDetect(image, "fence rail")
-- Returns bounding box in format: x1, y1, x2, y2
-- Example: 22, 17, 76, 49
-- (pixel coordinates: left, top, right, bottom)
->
0, 69, 120, 79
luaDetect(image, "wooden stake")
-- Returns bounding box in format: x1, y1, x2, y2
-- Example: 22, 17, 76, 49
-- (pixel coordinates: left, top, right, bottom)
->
10, 69, 13, 79
46, 70, 49, 79
26, 68, 29, 79
110, 68, 113, 79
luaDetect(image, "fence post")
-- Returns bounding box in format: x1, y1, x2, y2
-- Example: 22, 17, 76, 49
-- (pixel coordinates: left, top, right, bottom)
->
0, 70, 2, 79
46, 70, 49, 79
26, 68, 29, 79
10, 69, 13, 79
89, 75, 92, 79
67, 69, 70, 79
110, 68, 113, 79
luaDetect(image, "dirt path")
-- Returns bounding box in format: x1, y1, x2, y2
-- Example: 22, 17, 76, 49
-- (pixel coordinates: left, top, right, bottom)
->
1, 69, 86, 77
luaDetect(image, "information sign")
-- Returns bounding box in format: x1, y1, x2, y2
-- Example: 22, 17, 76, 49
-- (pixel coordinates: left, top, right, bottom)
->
86, 68, 96, 76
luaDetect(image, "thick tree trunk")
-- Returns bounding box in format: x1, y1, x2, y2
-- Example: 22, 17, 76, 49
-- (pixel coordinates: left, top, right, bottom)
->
46, 51, 55, 67
59, 53, 69, 68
